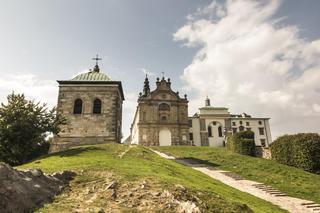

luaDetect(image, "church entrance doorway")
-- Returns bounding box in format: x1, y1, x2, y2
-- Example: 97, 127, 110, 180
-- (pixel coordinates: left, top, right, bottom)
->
159, 128, 172, 146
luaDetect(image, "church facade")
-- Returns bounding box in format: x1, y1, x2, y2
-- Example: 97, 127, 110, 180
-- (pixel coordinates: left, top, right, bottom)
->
189, 97, 272, 148
49, 62, 124, 153
130, 76, 190, 146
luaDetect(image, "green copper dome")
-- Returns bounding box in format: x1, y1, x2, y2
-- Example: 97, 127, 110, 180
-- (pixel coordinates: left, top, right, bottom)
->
72, 70, 111, 81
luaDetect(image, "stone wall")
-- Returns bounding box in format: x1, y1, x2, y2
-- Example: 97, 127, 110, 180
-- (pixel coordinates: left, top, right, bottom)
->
137, 125, 190, 146
50, 84, 123, 153
255, 146, 272, 159
131, 78, 190, 146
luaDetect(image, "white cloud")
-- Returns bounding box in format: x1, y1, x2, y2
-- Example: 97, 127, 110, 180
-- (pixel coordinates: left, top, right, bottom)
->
0, 74, 57, 107
139, 68, 155, 77
174, 0, 320, 138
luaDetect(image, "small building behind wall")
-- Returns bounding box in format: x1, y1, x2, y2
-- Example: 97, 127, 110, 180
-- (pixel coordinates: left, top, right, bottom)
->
130, 75, 190, 146
189, 97, 272, 147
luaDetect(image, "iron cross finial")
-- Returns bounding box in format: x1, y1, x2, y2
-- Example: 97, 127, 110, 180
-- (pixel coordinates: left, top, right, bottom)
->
92, 54, 102, 66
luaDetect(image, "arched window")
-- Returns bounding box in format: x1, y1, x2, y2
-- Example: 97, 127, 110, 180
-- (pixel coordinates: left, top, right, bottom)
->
73, 99, 83, 114
161, 116, 167, 121
208, 126, 212, 137
239, 126, 245, 132
218, 126, 223, 137
93, 98, 102, 114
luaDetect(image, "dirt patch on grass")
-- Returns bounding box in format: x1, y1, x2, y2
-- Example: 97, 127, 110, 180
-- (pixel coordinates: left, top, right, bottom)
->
38, 171, 252, 213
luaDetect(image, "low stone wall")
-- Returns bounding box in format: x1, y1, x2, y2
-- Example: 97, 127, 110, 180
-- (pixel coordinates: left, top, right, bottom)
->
49, 136, 118, 153
255, 146, 272, 159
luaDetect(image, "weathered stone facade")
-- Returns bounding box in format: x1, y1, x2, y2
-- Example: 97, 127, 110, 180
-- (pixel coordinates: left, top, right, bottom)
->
49, 65, 124, 153
131, 76, 190, 146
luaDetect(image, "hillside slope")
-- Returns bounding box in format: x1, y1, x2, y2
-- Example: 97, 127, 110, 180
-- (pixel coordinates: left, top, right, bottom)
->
154, 146, 320, 204
18, 144, 285, 212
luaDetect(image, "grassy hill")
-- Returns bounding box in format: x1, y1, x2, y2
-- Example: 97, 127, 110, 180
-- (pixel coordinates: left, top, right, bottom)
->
18, 144, 286, 212
154, 146, 320, 204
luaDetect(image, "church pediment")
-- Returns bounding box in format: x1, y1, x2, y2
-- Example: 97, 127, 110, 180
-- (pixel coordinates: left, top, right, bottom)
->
138, 76, 187, 102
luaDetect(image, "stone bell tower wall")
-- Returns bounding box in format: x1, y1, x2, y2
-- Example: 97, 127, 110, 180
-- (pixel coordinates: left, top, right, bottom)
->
49, 82, 124, 153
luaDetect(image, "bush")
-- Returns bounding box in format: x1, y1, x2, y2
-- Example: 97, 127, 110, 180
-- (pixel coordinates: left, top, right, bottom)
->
0, 93, 65, 165
227, 131, 255, 156
271, 133, 320, 173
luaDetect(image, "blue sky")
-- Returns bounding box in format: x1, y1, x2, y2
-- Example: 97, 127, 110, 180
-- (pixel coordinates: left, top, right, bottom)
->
0, 0, 319, 139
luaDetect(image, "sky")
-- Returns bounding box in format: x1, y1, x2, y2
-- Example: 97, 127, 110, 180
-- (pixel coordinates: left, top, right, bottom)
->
0, 0, 319, 140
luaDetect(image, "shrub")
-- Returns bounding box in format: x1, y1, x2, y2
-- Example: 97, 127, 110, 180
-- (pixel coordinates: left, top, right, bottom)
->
227, 131, 255, 156
0, 93, 65, 165
271, 133, 320, 173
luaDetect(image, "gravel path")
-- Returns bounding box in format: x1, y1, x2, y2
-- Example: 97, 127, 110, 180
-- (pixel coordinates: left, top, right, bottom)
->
151, 149, 320, 213
118, 146, 133, 158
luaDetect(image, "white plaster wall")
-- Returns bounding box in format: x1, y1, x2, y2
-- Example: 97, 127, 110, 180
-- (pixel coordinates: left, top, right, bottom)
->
230, 119, 272, 147
205, 118, 226, 147
190, 118, 201, 146
189, 116, 272, 148
265, 119, 272, 146
131, 110, 140, 145
199, 108, 229, 115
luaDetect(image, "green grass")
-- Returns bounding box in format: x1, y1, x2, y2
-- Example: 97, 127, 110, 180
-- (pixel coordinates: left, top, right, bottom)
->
18, 144, 286, 212
154, 146, 320, 204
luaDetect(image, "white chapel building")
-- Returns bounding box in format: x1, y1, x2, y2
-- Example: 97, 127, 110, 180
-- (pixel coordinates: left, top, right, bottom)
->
189, 97, 272, 148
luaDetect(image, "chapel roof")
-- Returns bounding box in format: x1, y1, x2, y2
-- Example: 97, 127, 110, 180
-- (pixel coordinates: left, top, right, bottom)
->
57, 58, 124, 100
71, 69, 111, 81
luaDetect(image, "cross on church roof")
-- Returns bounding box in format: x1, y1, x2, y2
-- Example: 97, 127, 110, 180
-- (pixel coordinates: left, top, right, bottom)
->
92, 54, 102, 66
92, 54, 102, 72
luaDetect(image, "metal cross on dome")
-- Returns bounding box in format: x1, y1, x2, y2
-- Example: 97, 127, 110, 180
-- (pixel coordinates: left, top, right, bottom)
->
92, 54, 102, 66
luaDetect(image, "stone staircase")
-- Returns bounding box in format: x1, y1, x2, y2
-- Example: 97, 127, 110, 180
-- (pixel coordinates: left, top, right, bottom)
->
151, 149, 320, 213
252, 184, 287, 197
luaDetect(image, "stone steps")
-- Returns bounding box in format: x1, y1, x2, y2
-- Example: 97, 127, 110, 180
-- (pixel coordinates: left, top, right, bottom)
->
252, 184, 287, 197
301, 202, 320, 212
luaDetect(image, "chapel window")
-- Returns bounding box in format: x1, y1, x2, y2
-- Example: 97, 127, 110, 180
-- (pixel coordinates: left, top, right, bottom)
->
208, 126, 212, 137
259, 127, 265, 135
218, 126, 223, 137
232, 128, 237, 134
93, 98, 102, 114
189, 133, 194, 141
73, 99, 83, 114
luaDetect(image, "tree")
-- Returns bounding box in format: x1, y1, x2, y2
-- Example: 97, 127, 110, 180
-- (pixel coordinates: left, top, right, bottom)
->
0, 93, 65, 165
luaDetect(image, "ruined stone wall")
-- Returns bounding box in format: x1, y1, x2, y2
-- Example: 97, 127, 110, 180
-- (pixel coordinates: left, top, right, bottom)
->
255, 146, 272, 159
